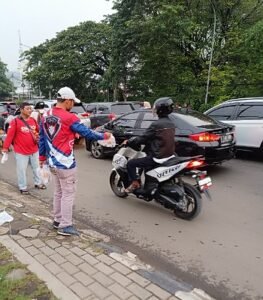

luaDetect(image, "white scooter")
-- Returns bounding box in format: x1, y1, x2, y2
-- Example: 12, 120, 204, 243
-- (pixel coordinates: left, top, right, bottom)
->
109, 146, 212, 220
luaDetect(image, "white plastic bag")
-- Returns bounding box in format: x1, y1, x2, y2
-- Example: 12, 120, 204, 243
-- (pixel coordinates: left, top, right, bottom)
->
0, 210, 13, 226
98, 135, 116, 148
1, 153, 8, 164
39, 165, 52, 185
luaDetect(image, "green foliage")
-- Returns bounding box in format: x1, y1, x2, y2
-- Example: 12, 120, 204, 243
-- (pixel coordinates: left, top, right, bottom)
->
23, 0, 263, 108
109, 0, 263, 106
0, 58, 13, 98
0, 244, 57, 300
23, 21, 112, 101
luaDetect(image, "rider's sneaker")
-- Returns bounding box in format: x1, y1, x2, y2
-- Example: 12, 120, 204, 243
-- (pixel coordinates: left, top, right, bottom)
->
125, 180, 141, 193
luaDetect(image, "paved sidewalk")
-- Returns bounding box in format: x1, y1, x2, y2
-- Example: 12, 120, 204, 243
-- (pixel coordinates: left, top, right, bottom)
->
0, 181, 214, 300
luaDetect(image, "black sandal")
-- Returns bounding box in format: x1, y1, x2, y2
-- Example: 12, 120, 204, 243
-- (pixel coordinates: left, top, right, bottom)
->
20, 190, 29, 195
35, 184, 47, 190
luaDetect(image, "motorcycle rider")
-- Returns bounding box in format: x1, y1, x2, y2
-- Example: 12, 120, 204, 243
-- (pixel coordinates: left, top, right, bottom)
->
125, 97, 176, 193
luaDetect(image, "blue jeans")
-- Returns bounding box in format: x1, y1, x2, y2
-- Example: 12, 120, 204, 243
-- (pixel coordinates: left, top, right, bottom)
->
14, 152, 41, 190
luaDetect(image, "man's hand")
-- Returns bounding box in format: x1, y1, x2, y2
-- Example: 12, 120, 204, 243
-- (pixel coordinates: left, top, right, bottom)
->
104, 132, 112, 140
39, 160, 46, 168
2, 148, 8, 154
95, 126, 102, 132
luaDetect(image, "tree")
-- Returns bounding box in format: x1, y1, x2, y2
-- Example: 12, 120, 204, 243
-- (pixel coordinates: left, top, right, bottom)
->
23, 21, 112, 101
23, 0, 263, 107
110, 0, 263, 106
0, 58, 13, 98
202, 0, 263, 108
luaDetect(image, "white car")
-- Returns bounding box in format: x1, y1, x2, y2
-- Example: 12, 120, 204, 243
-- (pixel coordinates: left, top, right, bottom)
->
205, 97, 263, 153
70, 102, 91, 128
44, 99, 57, 109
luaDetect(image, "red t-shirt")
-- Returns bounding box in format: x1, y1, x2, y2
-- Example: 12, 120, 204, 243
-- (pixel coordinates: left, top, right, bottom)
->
3, 117, 39, 155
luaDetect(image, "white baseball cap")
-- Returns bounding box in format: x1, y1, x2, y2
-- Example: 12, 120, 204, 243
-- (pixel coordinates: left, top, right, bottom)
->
57, 87, 81, 103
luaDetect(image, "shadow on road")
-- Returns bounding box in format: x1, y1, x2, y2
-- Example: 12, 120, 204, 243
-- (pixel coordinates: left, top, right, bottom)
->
235, 150, 263, 162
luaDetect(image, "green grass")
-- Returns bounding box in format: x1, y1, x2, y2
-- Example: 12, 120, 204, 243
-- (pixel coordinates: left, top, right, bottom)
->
0, 244, 57, 300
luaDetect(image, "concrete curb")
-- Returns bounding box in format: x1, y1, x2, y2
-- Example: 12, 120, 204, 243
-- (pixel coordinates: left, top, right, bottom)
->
175, 288, 216, 300
0, 235, 80, 300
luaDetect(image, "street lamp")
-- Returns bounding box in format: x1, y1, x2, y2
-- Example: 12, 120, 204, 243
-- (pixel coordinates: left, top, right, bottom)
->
21, 81, 25, 99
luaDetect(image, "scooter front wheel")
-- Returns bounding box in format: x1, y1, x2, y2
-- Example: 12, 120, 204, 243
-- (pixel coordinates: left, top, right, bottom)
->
174, 182, 202, 220
110, 170, 128, 198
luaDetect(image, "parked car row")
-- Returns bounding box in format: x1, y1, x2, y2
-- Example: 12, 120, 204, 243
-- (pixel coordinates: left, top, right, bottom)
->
4, 97, 260, 162
0, 102, 19, 118
85, 108, 235, 165
85, 102, 136, 128
1, 100, 140, 131
43, 100, 136, 129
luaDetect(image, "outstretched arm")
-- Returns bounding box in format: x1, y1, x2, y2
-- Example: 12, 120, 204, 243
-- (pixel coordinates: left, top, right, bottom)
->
71, 121, 111, 141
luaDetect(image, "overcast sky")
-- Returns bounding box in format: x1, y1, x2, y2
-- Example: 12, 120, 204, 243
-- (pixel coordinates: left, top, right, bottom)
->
0, 0, 113, 71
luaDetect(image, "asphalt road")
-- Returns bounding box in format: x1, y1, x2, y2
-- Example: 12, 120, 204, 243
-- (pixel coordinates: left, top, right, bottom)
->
1, 147, 263, 300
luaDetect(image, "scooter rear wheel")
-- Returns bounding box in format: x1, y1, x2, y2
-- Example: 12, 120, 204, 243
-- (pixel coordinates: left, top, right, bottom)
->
110, 170, 128, 198
174, 182, 202, 220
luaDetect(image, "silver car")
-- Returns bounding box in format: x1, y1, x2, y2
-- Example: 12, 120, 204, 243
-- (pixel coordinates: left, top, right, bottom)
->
205, 97, 263, 153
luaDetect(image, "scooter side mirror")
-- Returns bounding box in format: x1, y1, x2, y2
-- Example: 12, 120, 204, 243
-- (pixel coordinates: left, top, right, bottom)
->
104, 122, 114, 130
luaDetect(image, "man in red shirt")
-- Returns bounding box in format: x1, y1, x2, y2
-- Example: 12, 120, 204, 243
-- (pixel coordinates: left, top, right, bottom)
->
39, 87, 111, 236
2, 102, 45, 194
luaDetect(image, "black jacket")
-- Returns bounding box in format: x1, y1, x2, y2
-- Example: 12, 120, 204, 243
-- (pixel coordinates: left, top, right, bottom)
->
128, 116, 175, 158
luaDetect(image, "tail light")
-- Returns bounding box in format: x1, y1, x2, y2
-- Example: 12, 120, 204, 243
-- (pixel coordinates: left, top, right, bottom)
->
189, 132, 220, 142
81, 112, 90, 117
108, 113, 116, 121
186, 160, 204, 169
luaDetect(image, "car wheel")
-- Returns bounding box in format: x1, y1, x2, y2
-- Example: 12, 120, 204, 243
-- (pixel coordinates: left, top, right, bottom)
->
90, 141, 105, 159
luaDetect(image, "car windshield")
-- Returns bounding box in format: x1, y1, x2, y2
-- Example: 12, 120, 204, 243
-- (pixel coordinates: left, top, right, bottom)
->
173, 109, 219, 126
85, 104, 96, 113
71, 106, 86, 114
132, 103, 141, 110
111, 104, 134, 114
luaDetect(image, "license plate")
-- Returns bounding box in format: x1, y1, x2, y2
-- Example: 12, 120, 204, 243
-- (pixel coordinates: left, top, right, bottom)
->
198, 176, 212, 189
221, 134, 233, 144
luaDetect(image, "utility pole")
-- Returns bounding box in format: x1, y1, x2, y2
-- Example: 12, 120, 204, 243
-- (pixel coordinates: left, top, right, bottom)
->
204, 2, 217, 105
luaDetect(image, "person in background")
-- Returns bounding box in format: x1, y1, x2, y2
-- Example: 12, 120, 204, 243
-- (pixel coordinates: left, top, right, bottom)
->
0, 116, 5, 133
31, 101, 47, 123
0, 116, 5, 148
39, 87, 112, 236
139, 101, 151, 109
181, 102, 192, 113
143, 101, 151, 109
2, 102, 46, 194
4, 108, 20, 133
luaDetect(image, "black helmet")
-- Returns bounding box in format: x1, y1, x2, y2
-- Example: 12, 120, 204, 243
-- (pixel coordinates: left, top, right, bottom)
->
34, 101, 45, 109
153, 97, 174, 117
14, 108, 21, 116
